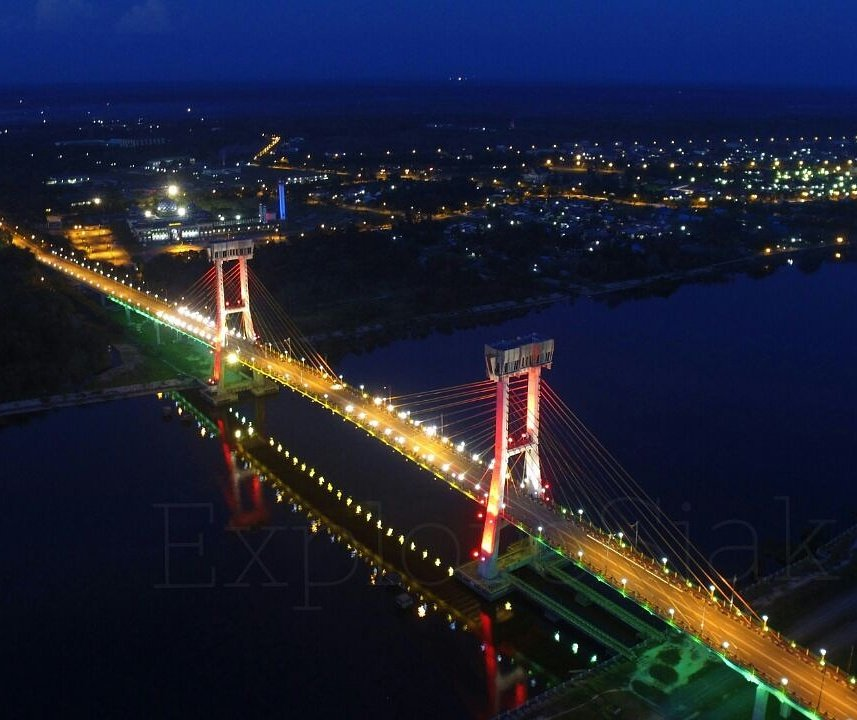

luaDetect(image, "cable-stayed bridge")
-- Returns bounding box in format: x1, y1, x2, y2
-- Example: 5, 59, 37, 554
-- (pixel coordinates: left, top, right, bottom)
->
15, 232, 857, 720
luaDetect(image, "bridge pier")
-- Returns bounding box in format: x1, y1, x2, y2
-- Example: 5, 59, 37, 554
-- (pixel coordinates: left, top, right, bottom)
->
530, 538, 560, 574
752, 684, 768, 720
203, 383, 240, 405
250, 368, 278, 397
751, 683, 793, 720
457, 540, 539, 599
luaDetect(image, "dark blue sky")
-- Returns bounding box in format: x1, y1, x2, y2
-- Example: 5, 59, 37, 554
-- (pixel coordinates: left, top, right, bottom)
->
2, 0, 855, 87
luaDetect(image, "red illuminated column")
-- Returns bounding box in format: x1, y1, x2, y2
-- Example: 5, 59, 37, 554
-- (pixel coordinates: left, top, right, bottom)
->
524, 365, 542, 494
212, 258, 227, 386
480, 375, 509, 579
238, 257, 256, 341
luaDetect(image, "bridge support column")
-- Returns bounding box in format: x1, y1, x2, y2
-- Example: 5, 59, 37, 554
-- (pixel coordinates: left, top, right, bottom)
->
751, 684, 792, 719
237, 256, 255, 341
752, 684, 768, 720
479, 375, 509, 580
250, 370, 278, 397
124, 306, 130, 322
212, 253, 227, 391
523, 365, 542, 494
154, 321, 161, 346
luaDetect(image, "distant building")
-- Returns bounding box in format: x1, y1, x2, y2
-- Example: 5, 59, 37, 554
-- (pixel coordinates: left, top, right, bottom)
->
259, 203, 276, 223
278, 180, 287, 221
128, 199, 275, 244
128, 216, 275, 244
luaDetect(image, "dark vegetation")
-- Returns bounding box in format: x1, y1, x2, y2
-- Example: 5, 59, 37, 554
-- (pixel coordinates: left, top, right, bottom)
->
140, 225, 540, 345
0, 238, 111, 401
656, 647, 681, 665
649, 663, 678, 685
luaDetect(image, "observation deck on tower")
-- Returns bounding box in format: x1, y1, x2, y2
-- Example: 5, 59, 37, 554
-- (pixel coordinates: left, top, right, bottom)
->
207, 239, 254, 262
485, 334, 554, 380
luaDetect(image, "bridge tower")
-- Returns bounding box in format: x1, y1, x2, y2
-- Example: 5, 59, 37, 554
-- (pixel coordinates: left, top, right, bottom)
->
479, 335, 554, 580
208, 239, 256, 397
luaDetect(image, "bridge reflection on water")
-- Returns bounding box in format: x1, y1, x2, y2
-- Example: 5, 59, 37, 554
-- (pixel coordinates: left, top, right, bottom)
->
171, 388, 650, 717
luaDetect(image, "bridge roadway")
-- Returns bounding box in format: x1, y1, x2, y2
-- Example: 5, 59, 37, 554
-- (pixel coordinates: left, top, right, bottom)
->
22, 235, 857, 720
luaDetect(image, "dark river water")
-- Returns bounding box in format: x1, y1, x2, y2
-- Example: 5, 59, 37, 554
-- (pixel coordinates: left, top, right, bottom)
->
341, 260, 857, 575
4, 258, 856, 718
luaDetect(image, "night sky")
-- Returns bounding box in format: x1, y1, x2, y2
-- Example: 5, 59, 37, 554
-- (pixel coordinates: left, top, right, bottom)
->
1, 1, 855, 86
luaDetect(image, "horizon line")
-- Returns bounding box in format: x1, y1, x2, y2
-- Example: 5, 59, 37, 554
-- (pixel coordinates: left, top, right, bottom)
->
3, 78, 857, 93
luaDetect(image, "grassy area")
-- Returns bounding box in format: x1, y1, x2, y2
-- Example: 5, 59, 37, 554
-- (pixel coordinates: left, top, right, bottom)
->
97, 302, 253, 389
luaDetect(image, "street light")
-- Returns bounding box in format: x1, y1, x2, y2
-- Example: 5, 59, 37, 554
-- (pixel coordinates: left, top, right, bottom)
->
762, 614, 769, 632
621, 577, 627, 593
817, 649, 828, 712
